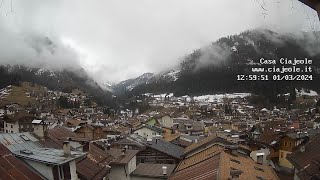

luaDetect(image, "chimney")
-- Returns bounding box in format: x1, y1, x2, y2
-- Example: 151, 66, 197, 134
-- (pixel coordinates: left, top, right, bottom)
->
121, 148, 126, 156
194, 139, 198, 143
107, 144, 111, 150
300, 145, 305, 152
162, 166, 167, 175
63, 141, 71, 157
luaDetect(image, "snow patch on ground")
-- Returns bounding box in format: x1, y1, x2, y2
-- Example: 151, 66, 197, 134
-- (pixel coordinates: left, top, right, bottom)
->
296, 89, 318, 96
192, 93, 251, 103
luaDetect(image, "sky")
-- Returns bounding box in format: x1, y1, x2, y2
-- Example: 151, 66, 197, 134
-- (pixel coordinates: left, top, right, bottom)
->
0, 0, 319, 84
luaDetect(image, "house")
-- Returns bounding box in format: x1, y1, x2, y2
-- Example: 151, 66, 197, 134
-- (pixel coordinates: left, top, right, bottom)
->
103, 126, 122, 140
5, 103, 22, 115
106, 147, 140, 180
287, 133, 320, 180
74, 124, 105, 140
3, 112, 35, 133
279, 132, 309, 169
0, 132, 86, 180
157, 115, 174, 128
133, 124, 164, 139
130, 163, 176, 180
76, 142, 113, 180
32, 119, 48, 138
173, 119, 204, 135
112, 134, 147, 150
43, 126, 90, 152
137, 138, 184, 164
0, 143, 44, 180
3, 112, 47, 137
170, 135, 199, 148
313, 117, 320, 129
170, 144, 279, 180
183, 135, 250, 158
64, 119, 87, 129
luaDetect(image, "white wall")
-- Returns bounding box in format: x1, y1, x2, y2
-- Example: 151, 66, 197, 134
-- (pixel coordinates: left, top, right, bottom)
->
33, 124, 46, 138
69, 160, 79, 180
127, 156, 136, 174
250, 148, 270, 165
134, 128, 160, 139
4, 121, 19, 133
109, 165, 131, 180
24, 159, 54, 180
159, 116, 173, 128
109, 156, 137, 180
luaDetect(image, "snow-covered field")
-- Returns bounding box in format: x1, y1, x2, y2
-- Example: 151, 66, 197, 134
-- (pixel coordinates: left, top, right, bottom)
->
192, 93, 251, 103
145, 92, 251, 103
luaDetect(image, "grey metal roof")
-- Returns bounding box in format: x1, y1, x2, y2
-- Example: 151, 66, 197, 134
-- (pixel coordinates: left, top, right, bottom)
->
147, 138, 184, 159
0, 132, 86, 165
14, 148, 86, 165
0, 132, 43, 152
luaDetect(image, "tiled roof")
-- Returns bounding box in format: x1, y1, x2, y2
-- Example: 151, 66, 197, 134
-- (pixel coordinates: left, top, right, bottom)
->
169, 152, 220, 180
46, 126, 78, 139
256, 131, 283, 145
218, 151, 279, 179
76, 143, 113, 180
44, 126, 90, 149
131, 163, 176, 179
106, 148, 139, 165
183, 135, 233, 156
172, 144, 279, 180
175, 145, 224, 172
76, 158, 110, 180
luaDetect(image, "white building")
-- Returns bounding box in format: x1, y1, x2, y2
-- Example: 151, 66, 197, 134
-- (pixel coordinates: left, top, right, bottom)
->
0, 133, 86, 180
133, 125, 163, 139
107, 148, 139, 180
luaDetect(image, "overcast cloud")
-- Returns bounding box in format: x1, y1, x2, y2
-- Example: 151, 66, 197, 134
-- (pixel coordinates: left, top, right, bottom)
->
0, 0, 319, 84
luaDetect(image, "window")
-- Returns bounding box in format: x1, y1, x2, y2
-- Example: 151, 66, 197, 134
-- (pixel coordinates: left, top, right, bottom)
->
62, 163, 71, 179
254, 166, 264, 172
280, 152, 284, 158
230, 158, 241, 164
257, 155, 263, 165
11, 125, 13, 128
5, 124, 7, 127
289, 142, 292, 147
284, 141, 287, 146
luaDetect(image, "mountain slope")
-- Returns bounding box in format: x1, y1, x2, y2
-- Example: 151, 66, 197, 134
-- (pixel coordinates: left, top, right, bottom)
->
0, 65, 115, 107
126, 29, 320, 102
111, 73, 154, 95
